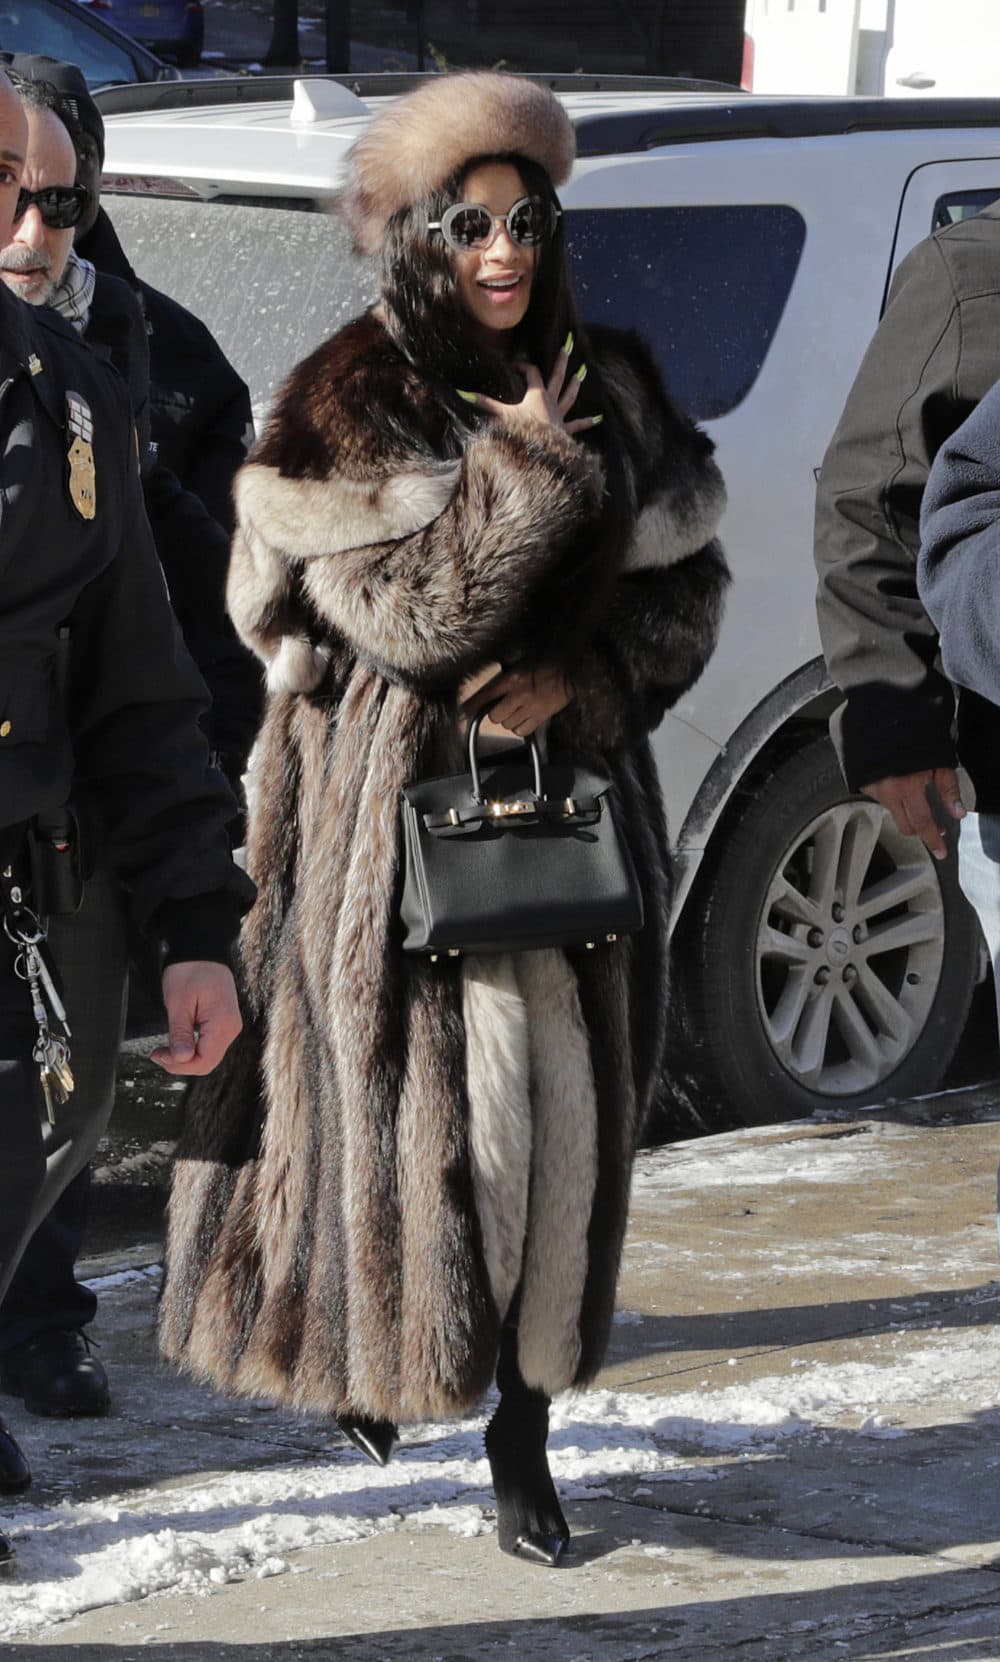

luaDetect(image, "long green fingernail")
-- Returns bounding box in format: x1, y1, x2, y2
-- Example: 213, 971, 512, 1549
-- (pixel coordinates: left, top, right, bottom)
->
563, 331, 574, 356
590, 412, 604, 425
576, 363, 588, 383
456, 389, 477, 403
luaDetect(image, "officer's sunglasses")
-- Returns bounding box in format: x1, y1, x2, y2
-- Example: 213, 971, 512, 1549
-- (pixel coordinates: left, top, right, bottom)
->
428, 195, 560, 253
13, 184, 89, 230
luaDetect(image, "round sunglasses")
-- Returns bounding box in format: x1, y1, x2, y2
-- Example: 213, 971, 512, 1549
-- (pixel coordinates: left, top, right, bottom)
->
14, 184, 89, 230
428, 195, 560, 253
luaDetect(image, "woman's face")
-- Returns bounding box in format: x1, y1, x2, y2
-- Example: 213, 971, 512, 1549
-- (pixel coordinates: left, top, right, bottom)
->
448, 161, 538, 345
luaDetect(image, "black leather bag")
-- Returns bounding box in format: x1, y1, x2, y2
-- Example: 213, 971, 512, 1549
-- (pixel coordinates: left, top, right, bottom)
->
400, 712, 644, 955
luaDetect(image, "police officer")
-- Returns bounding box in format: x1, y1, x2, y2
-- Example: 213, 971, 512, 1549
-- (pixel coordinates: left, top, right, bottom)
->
0, 53, 263, 784
0, 69, 253, 1567
0, 65, 264, 1426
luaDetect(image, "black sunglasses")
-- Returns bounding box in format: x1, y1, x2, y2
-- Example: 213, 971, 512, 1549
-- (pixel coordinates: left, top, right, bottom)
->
14, 184, 88, 230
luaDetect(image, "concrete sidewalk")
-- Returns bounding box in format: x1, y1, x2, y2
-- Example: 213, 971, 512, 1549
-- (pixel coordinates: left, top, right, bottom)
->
7, 1087, 1000, 1659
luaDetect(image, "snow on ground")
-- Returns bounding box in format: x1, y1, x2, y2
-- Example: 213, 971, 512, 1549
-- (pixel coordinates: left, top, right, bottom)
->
3, 1313, 1000, 1640
630, 1121, 918, 1195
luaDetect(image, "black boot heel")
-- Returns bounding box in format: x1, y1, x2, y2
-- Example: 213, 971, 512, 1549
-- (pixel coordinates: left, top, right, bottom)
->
337, 1414, 397, 1467
485, 1398, 569, 1567
0, 1419, 30, 1496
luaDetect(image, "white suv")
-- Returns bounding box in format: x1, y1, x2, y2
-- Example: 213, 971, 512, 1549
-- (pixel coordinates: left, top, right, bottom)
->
95, 75, 1000, 1129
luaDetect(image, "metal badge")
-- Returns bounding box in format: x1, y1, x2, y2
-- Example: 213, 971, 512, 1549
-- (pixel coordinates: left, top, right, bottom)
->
66, 392, 96, 521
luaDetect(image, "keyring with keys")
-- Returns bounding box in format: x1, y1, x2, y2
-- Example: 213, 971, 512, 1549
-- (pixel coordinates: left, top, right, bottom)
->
2, 866, 74, 1123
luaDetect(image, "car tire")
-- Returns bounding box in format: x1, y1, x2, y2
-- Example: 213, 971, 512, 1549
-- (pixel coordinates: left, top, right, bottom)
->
657, 726, 982, 1134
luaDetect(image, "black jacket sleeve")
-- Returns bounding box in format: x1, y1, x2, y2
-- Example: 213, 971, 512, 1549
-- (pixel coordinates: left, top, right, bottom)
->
142, 461, 265, 766
813, 235, 973, 789
145, 301, 254, 537
67, 418, 254, 946
918, 375, 1000, 708
182, 376, 253, 536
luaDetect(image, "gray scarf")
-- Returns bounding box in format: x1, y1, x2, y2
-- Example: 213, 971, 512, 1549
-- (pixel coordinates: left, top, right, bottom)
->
49, 251, 96, 334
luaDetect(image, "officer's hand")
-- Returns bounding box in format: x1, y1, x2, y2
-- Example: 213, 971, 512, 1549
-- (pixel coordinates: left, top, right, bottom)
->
860, 767, 966, 861
151, 961, 242, 1075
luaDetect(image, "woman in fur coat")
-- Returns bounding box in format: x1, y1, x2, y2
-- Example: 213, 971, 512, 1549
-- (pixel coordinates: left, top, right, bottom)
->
159, 71, 729, 1566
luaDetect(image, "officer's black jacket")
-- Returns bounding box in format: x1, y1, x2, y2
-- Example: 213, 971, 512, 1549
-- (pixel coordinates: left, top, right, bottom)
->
0, 283, 253, 961
83, 269, 264, 766
78, 209, 252, 533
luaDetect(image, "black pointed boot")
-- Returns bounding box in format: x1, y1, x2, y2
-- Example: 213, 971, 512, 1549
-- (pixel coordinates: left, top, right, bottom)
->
485, 1320, 569, 1566
337, 1414, 397, 1467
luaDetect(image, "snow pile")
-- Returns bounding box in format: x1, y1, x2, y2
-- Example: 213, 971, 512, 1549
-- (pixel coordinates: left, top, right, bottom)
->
631, 1123, 916, 1195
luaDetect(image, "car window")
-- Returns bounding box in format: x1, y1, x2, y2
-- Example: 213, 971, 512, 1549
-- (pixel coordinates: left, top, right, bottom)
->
0, 0, 141, 86
102, 196, 375, 422
932, 189, 1000, 231
566, 205, 806, 421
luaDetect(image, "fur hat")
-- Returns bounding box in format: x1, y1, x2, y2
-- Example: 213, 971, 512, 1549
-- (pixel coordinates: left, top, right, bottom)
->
340, 72, 575, 255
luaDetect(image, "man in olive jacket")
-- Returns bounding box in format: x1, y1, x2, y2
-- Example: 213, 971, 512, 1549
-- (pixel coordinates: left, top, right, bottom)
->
0, 71, 252, 1566
814, 203, 1000, 861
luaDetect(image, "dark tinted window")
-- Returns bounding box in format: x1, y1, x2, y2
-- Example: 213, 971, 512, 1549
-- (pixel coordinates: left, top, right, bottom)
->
932, 189, 1000, 232
566, 205, 806, 421
0, 0, 145, 86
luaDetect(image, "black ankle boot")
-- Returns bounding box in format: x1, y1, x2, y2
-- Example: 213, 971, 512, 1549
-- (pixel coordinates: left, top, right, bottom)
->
0, 1418, 30, 1495
337, 1414, 397, 1467
485, 1323, 569, 1566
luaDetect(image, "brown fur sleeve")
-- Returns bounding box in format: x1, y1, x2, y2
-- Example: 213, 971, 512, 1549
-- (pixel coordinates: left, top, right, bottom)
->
554, 543, 730, 753
591, 324, 727, 572
546, 327, 730, 752
228, 421, 604, 691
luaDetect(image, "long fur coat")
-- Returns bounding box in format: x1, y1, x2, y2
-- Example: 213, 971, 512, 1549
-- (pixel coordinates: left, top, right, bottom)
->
158, 311, 729, 1422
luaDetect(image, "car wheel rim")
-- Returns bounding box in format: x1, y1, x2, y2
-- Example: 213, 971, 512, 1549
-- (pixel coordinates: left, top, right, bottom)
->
755, 799, 945, 1096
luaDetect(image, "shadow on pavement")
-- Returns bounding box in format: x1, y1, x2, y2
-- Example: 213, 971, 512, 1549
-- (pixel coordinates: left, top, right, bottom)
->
608, 1280, 1000, 1382
5, 1572, 1000, 1662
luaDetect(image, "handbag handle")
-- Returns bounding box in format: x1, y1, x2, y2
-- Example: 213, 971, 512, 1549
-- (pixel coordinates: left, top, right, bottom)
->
468, 708, 545, 804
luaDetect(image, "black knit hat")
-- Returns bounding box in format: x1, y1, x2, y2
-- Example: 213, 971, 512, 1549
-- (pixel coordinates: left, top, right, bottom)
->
0, 53, 106, 165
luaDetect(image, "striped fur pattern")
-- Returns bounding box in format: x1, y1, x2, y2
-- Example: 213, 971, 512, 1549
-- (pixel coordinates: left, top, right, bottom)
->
159, 312, 729, 1419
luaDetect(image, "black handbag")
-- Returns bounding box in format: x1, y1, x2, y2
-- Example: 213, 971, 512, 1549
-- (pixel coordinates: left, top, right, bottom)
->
400, 711, 644, 956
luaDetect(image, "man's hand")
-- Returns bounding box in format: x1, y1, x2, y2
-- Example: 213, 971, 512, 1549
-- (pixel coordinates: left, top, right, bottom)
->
860, 767, 966, 861
461, 663, 575, 736
151, 961, 242, 1076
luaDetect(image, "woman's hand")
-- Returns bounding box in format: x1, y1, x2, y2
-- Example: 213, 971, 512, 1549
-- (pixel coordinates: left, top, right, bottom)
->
460, 339, 603, 438
461, 663, 575, 736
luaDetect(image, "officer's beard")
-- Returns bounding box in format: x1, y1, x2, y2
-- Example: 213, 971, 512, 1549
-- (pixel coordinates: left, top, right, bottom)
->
0, 243, 55, 307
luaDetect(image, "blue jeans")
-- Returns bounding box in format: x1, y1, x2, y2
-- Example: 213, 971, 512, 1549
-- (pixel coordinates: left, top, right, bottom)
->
957, 812, 1000, 1039
955, 815, 1000, 1258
